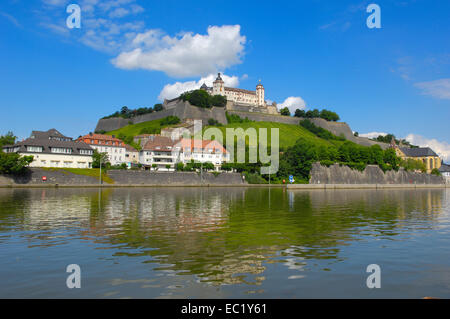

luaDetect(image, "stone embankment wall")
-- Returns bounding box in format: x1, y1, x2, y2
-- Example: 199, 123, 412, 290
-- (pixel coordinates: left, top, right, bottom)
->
0, 168, 245, 186
309, 163, 445, 184
107, 170, 244, 185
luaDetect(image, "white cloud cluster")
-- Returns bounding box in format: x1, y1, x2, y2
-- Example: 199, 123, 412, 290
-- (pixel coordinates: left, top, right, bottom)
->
278, 96, 306, 114
405, 134, 450, 162
40, 0, 146, 53
359, 132, 388, 139
414, 78, 450, 100
112, 25, 246, 78
158, 74, 239, 101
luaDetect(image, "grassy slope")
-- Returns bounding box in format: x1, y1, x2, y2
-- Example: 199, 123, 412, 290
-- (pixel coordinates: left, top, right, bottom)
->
106, 119, 343, 150
204, 121, 340, 149
107, 119, 169, 138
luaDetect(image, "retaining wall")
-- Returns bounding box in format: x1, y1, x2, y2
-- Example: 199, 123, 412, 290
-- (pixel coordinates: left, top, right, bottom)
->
309, 163, 445, 184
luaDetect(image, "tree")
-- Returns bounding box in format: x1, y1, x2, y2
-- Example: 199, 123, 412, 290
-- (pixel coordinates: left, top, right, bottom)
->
294, 109, 306, 117
305, 109, 320, 118
120, 106, 129, 115
0, 152, 33, 175
203, 162, 215, 171
280, 107, 291, 116
431, 168, 441, 176
210, 95, 227, 107
92, 150, 109, 168
176, 162, 184, 171
0, 131, 16, 147
154, 103, 164, 112
152, 164, 158, 170
319, 109, 340, 122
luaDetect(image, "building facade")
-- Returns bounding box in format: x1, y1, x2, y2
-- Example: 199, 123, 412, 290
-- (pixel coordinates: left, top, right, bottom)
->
2, 129, 94, 169
391, 139, 442, 173
439, 163, 450, 183
139, 135, 178, 171
200, 73, 278, 114
173, 138, 230, 171
77, 133, 127, 166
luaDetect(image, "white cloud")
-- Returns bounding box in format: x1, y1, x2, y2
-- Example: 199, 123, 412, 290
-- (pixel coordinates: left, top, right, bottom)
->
39, 0, 146, 53
112, 25, 246, 78
109, 7, 130, 18
405, 134, 450, 162
359, 132, 388, 139
414, 78, 450, 100
278, 96, 306, 114
158, 73, 239, 101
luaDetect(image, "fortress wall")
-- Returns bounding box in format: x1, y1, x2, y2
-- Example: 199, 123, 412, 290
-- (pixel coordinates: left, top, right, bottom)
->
226, 111, 301, 125
94, 101, 227, 132
94, 101, 389, 150
310, 163, 445, 184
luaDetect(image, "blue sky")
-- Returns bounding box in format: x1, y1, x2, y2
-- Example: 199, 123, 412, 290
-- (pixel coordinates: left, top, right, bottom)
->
1, 0, 449, 159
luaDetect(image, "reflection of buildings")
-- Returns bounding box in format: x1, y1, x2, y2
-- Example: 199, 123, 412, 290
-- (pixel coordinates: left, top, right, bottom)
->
2, 187, 448, 288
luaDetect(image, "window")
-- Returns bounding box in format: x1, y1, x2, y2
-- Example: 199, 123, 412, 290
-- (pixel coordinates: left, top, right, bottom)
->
80, 149, 93, 155
27, 146, 43, 152
51, 147, 72, 154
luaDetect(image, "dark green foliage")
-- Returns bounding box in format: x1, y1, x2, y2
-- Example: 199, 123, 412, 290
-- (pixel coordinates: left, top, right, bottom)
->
210, 95, 227, 107
160, 116, 180, 126
305, 109, 320, 118
207, 118, 222, 126
225, 112, 253, 124
139, 127, 160, 135
0, 131, 16, 147
176, 162, 184, 171
431, 168, 441, 176
103, 103, 162, 119
92, 150, 110, 169
0, 152, 33, 175
181, 90, 227, 108
400, 158, 426, 172
277, 137, 402, 181
300, 119, 346, 141
319, 109, 340, 121
372, 133, 417, 148
294, 109, 306, 117
280, 107, 291, 116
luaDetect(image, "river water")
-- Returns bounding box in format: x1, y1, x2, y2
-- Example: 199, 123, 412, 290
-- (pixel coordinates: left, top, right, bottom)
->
0, 187, 449, 298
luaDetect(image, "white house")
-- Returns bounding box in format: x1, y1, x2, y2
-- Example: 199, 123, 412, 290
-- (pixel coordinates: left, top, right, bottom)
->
173, 138, 230, 171
139, 135, 178, 171
76, 133, 127, 166
2, 129, 94, 169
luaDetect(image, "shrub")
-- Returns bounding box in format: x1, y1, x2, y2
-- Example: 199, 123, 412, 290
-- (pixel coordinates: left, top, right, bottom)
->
431, 168, 441, 176
0, 152, 33, 175
160, 116, 180, 126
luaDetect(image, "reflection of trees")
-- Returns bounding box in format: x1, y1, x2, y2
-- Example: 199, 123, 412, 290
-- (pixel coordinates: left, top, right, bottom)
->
0, 187, 446, 286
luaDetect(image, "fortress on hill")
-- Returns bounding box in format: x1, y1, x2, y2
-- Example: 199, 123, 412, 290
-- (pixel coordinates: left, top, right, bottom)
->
95, 73, 390, 150
163, 73, 279, 115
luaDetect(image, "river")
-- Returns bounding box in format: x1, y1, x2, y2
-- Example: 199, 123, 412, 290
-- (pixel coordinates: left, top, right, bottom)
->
0, 187, 449, 298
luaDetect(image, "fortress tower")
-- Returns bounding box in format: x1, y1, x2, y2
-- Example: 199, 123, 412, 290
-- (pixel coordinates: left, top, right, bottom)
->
256, 80, 265, 106
212, 73, 225, 96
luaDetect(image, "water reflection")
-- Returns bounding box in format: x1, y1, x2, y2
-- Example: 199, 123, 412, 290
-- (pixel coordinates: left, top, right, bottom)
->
0, 187, 449, 297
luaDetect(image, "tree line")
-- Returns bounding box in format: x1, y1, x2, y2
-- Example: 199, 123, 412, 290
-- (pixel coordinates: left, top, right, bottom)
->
102, 104, 164, 120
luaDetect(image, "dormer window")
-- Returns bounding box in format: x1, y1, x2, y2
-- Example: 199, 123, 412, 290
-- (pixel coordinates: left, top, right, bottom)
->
27, 146, 43, 152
